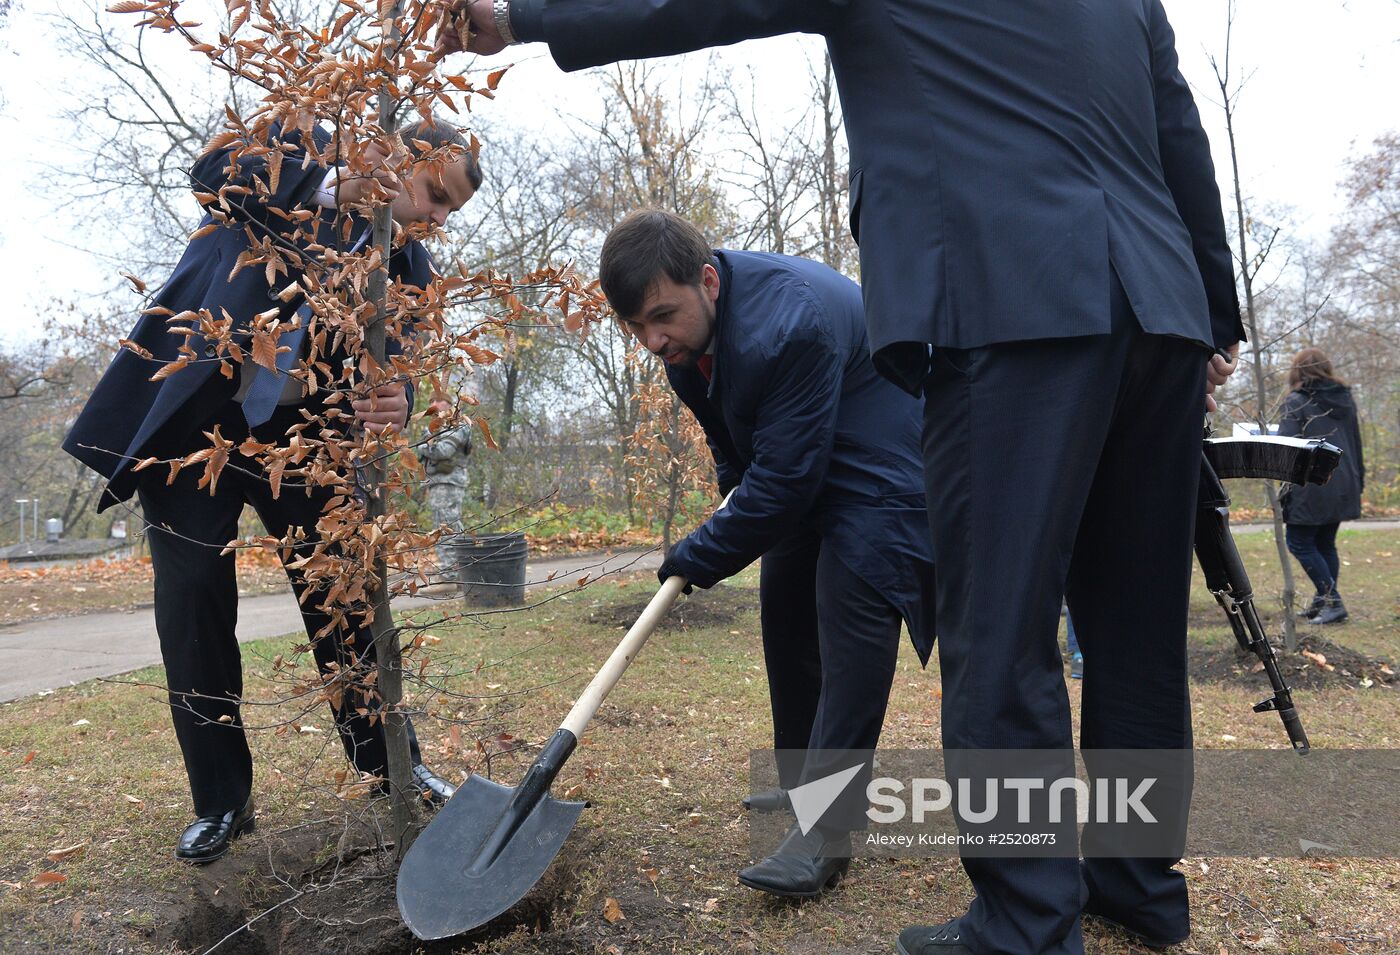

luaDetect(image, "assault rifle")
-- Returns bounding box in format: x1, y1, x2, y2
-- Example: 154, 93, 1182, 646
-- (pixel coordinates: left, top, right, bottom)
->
1196, 434, 1342, 754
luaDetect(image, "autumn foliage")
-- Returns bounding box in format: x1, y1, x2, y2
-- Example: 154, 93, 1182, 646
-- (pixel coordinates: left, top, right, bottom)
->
103, 0, 607, 624
624, 347, 717, 548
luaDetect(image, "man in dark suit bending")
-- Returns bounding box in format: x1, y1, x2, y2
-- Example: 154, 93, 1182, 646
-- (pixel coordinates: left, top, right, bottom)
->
604, 209, 935, 899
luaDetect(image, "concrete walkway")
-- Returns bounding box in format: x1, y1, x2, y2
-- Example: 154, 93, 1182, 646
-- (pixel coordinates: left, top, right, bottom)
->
1230, 518, 1400, 534
4, 519, 1398, 704
0, 548, 662, 703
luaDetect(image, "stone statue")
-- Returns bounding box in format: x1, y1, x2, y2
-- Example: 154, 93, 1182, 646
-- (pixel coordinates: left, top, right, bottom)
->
422, 399, 474, 581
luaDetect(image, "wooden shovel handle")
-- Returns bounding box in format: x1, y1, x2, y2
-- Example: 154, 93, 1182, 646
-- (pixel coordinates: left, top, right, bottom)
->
558, 491, 733, 738
559, 574, 688, 737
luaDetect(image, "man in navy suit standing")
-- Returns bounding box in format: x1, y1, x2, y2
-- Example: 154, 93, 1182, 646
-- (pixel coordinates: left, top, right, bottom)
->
440, 2, 1243, 952
64, 117, 479, 863
602, 210, 935, 899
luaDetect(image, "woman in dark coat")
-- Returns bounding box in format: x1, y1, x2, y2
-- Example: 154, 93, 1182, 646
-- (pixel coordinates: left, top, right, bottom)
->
1277, 347, 1365, 624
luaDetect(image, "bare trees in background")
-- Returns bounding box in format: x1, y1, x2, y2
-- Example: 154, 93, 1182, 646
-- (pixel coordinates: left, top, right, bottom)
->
0, 305, 134, 545
50, 3, 227, 274
723, 52, 857, 274
441, 57, 854, 538
573, 65, 732, 539
1325, 133, 1400, 503
47, 1, 358, 275
1206, 113, 1400, 517
1208, 0, 1301, 646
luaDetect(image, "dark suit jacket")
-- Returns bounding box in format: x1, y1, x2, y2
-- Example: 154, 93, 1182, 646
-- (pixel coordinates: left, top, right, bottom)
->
667, 250, 936, 663
520, 0, 1245, 392
64, 127, 430, 509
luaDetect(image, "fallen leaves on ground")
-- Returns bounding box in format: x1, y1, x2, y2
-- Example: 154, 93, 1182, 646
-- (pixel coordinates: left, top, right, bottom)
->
0, 550, 288, 624
45, 842, 88, 863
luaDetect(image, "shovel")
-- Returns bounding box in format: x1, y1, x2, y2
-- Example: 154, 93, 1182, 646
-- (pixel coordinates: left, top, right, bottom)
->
397, 571, 691, 939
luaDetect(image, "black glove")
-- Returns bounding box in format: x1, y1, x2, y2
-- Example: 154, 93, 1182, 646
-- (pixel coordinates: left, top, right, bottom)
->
657, 544, 695, 594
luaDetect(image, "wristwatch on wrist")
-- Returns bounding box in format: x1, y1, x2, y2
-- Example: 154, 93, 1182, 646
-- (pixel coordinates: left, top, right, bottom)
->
492, 0, 518, 45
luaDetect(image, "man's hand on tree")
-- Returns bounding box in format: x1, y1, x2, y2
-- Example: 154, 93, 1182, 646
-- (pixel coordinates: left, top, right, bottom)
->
333, 141, 402, 208
353, 379, 410, 434
433, 0, 507, 58
1205, 342, 1240, 414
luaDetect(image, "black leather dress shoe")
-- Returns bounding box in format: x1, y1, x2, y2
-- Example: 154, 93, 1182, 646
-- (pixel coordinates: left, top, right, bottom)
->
896, 919, 975, 955
737, 824, 850, 898
741, 786, 791, 813
411, 763, 457, 806
175, 798, 255, 864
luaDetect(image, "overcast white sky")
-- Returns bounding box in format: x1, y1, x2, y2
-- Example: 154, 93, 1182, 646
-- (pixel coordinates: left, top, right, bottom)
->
0, 0, 1397, 347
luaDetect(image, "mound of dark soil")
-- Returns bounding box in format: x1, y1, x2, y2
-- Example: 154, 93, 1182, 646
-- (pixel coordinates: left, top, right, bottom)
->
132, 819, 783, 955
592, 584, 757, 632
130, 816, 596, 955
1189, 633, 1397, 691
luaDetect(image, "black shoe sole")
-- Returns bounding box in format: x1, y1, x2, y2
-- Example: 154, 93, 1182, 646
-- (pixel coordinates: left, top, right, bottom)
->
174, 816, 256, 865
737, 861, 848, 898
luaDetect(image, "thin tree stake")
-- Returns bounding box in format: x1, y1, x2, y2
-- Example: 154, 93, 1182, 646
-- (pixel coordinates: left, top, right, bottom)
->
365, 0, 419, 857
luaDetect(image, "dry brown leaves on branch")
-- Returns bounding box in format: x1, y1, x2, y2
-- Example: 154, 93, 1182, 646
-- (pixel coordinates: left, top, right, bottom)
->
625, 346, 718, 538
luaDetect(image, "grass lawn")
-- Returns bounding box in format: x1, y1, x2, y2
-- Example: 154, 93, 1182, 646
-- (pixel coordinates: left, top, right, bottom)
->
1, 530, 1396, 954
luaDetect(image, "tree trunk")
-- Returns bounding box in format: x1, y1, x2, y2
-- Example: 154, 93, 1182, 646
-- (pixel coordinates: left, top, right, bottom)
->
1216, 20, 1299, 650
59, 461, 89, 533
499, 360, 519, 450
818, 53, 844, 271
662, 394, 684, 549
365, 3, 419, 856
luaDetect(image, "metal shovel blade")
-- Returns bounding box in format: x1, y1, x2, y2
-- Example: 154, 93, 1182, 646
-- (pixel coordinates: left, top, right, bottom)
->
397, 575, 694, 940
398, 744, 585, 939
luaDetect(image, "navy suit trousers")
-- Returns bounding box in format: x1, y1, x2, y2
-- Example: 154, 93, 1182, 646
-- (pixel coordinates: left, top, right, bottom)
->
921, 273, 1207, 954
138, 394, 422, 818
758, 529, 903, 830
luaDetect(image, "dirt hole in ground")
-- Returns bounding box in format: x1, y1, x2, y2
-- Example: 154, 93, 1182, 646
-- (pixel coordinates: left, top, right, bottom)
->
1189, 632, 1397, 690
592, 583, 756, 631
157, 818, 600, 955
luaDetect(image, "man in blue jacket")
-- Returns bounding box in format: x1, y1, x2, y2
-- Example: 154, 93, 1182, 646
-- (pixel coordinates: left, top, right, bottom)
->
601, 210, 936, 899
63, 117, 479, 863
441, 2, 1244, 952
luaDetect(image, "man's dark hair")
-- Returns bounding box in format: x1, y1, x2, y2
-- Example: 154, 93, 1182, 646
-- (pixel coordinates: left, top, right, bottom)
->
400, 116, 484, 191
599, 210, 713, 318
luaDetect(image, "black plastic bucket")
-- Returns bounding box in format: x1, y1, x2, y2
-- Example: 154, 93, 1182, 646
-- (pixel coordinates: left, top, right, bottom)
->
456, 532, 528, 607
